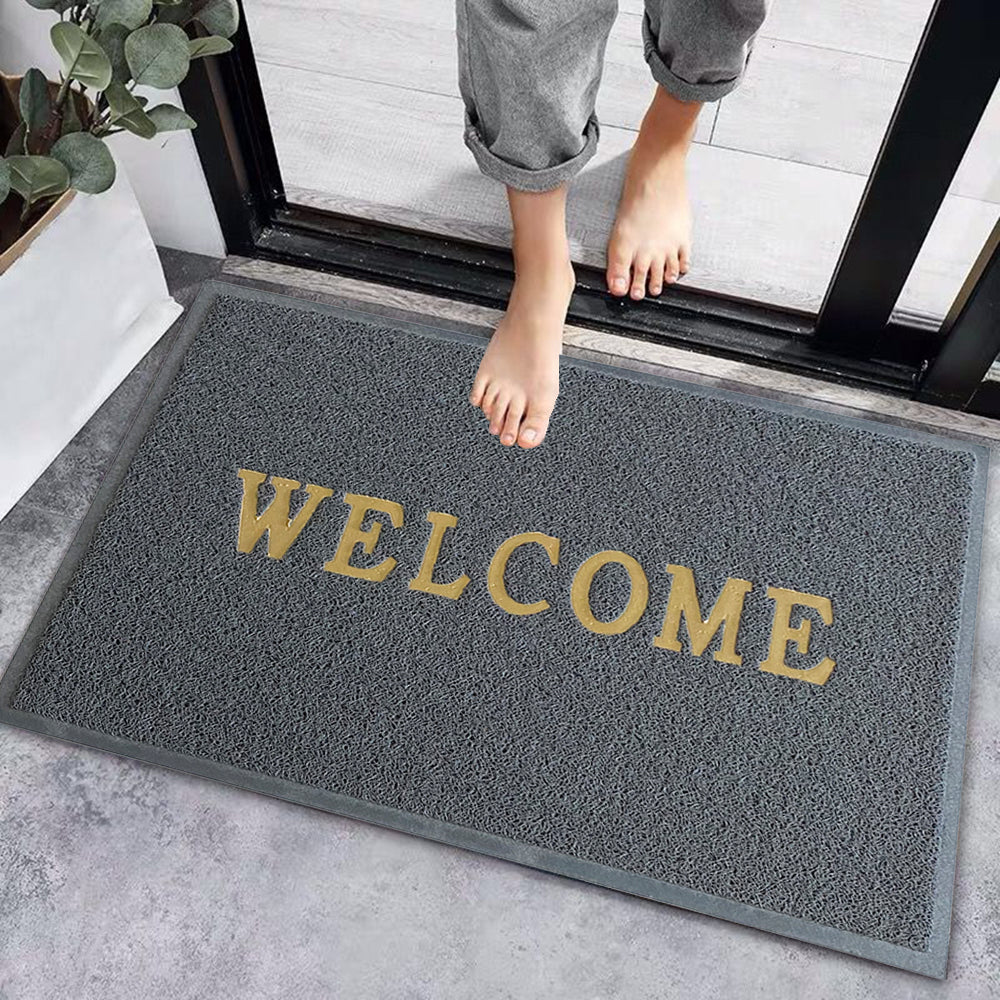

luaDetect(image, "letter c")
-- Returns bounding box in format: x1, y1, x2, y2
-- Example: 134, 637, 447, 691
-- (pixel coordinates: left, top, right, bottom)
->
487, 531, 560, 616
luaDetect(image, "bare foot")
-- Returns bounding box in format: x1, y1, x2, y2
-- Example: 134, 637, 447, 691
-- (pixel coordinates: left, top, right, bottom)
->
469, 257, 574, 448
469, 186, 575, 449
607, 85, 700, 300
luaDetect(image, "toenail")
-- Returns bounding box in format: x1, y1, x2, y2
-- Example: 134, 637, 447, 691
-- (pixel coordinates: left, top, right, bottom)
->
522, 429, 537, 443
612, 278, 627, 292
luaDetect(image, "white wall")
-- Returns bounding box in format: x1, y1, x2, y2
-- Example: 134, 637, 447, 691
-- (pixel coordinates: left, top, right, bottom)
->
0, 0, 226, 258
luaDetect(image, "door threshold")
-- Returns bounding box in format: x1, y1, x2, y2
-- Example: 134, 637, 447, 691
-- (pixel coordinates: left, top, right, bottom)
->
220, 255, 1000, 446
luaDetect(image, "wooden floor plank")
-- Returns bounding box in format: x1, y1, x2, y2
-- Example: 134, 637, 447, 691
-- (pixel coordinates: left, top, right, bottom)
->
717, 36, 998, 202
953, 82, 1000, 204
763, 0, 934, 62
714, 38, 908, 177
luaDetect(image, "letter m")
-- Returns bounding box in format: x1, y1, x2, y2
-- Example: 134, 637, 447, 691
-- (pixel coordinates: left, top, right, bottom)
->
236, 469, 333, 560
653, 564, 753, 666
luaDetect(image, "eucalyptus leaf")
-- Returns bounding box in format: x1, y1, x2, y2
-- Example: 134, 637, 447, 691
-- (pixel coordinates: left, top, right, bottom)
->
95, 0, 153, 31
104, 81, 157, 138
51, 132, 116, 193
97, 22, 133, 85
188, 35, 232, 59
51, 22, 113, 91
24, 0, 75, 10
147, 103, 196, 132
0, 159, 10, 205
125, 23, 191, 88
19, 68, 51, 134
61, 88, 84, 135
6, 154, 70, 206
5, 123, 27, 157
155, 1, 192, 25
193, 0, 239, 37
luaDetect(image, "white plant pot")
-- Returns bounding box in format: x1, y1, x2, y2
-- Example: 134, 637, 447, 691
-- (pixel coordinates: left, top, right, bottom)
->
0, 149, 183, 521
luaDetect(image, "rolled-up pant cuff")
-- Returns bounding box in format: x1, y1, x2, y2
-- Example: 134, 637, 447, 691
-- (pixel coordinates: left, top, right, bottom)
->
462, 109, 601, 193
641, 13, 748, 103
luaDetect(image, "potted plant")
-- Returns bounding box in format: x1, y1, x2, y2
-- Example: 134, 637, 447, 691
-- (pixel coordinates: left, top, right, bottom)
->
0, 0, 239, 521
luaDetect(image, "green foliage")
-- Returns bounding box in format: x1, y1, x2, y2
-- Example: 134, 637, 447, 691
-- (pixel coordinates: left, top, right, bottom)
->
1, 0, 239, 232
51, 22, 113, 91
189, 35, 232, 59
24, 0, 75, 10
19, 68, 51, 133
193, 0, 239, 37
5, 123, 27, 157
97, 22, 133, 84
155, 2, 193, 27
51, 132, 117, 193
147, 103, 196, 132
61, 89, 84, 135
154, 0, 241, 34
95, 0, 154, 31
125, 23, 190, 88
105, 81, 157, 138
6, 154, 70, 207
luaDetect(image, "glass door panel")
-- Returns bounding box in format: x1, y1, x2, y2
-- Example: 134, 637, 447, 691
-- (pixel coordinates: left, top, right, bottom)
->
893, 79, 1000, 327
241, 0, 940, 314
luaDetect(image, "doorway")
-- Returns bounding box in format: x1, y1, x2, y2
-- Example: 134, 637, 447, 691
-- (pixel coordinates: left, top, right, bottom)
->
179, 0, 1000, 416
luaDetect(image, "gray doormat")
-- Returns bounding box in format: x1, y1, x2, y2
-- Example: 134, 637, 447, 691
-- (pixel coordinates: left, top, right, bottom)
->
1, 281, 988, 978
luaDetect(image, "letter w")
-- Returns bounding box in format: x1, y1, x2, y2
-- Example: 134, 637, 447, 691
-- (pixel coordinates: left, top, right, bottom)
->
236, 469, 333, 560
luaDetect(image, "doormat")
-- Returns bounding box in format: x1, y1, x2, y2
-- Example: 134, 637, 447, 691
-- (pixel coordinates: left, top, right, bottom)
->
1, 280, 987, 978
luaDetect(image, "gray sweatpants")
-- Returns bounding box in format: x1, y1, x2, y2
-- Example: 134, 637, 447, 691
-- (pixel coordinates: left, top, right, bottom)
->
455, 0, 768, 192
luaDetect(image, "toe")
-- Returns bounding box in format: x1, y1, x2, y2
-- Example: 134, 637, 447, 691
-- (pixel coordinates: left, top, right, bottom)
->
500, 394, 525, 446
631, 253, 652, 300
665, 251, 680, 284
469, 372, 488, 407
489, 393, 509, 436
648, 255, 665, 297
606, 242, 631, 297
482, 383, 500, 420
678, 245, 691, 276
518, 399, 553, 449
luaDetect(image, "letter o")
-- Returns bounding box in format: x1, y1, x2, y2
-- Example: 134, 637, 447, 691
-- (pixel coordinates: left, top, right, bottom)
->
571, 550, 649, 636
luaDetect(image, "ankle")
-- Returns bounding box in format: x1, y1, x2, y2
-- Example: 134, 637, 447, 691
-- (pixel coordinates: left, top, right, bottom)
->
637, 86, 700, 155
512, 233, 573, 277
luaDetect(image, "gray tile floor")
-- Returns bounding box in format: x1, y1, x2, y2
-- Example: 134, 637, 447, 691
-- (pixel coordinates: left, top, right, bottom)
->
1, 250, 998, 999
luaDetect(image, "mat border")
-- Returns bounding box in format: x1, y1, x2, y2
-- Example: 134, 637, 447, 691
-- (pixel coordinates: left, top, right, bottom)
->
1, 278, 990, 980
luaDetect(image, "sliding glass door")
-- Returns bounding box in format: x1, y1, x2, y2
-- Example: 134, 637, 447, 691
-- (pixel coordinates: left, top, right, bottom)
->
178, 0, 1000, 415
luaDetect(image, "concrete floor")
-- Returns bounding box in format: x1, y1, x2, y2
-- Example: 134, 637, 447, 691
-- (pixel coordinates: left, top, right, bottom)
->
1, 250, 998, 1000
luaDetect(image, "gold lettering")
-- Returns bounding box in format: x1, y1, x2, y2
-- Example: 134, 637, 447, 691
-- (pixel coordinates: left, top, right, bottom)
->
571, 550, 649, 636
324, 493, 404, 582
759, 586, 835, 685
236, 468, 333, 560
653, 565, 752, 665
408, 511, 471, 600
488, 531, 560, 616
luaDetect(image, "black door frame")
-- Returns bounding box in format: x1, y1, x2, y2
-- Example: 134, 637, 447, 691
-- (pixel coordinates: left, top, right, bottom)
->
178, 0, 1000, 414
